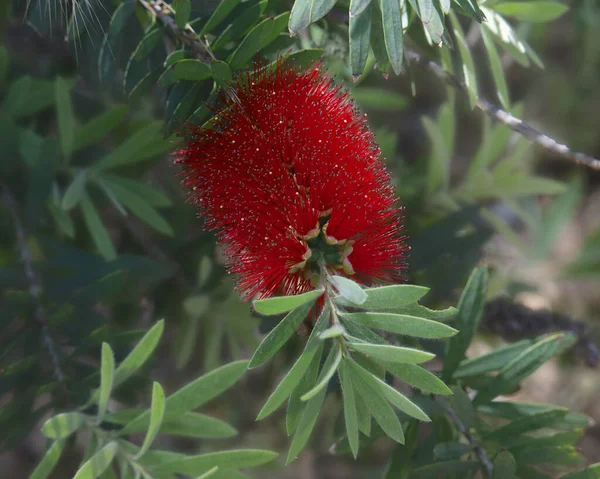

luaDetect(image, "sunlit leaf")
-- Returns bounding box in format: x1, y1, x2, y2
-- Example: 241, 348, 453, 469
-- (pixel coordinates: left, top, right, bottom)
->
135, 382, 166, 458
253, 289, 323, 316
97, 342, 115, 422
249, 300, 316, 368
342, 312, 457, 338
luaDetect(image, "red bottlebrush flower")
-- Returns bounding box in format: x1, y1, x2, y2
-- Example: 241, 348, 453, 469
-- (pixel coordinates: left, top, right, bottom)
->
174, 61, 408, 300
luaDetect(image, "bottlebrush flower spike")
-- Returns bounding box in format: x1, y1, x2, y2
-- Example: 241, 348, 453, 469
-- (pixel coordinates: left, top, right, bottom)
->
174, 61, 408, 300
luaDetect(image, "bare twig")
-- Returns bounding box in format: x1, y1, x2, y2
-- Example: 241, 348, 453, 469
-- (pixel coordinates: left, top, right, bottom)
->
1, 181, 65, 384
438, 397, 494, 477
405, 48, 600, 171
137, 0, 215, 62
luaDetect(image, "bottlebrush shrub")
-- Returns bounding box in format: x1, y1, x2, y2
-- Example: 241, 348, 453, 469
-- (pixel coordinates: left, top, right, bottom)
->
32, 321, 277, 479
174, 61, 460, 461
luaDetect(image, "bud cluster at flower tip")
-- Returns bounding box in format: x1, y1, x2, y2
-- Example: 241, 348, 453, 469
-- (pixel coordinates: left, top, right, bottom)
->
174, 59, 408, 300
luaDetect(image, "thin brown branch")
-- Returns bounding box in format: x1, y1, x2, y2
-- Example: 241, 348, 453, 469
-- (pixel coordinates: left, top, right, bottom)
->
438, 396, 493, 477
1, 181, 65, 384
405, 48, 600, 171
137, 0, 215, 62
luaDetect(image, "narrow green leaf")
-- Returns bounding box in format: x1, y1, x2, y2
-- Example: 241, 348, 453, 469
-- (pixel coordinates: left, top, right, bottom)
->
383, 362, 452, 395
2, 77, 56, 118
121, 360, 248, 434
80, 193, 117, 261
454, 0, 485, 21
370, 0, 391, 74
48, 202, 75, 238
253, 289, 323, 315
481, 27, 510, 109
73, 442, 118, 479
485, 410, 567, 442
422, 115, 450, 195
492, 174, 566, 197
113, 320, 164, 388
229, 13, 289, 69
350, 0, 371, 16
351, 362, 430, 421
73, 106, 128, 152
173, 60, 212, 83
437, 103, 455, 157
211, 60, 233, 86
355, 391, 371, 436
379, 0, 404, 75
289, 0, 336, 35
491, 2, 568, 23
30, 440, 66, 479
454, 340, 534, 378
349, 343, 434, 364
199, 0, 241, 35
55, 77, 75, 161
301, 344, 342, 401
128, 68, 163, 102
174, 0, 191, 28
411, 0, 444, 45
478, 401, 589, 428
136, 382, 166, 458
351, 86, 407, 110
531, 176, 582, 260
93, 121, 167, 171
349, 4, 372, 77
257, 306, 329, 420
61, 170, 88, 210
355, 285, 429, 310
331, 276, 367, 305
450, 12, 478, 109
97, 342, 115, 422
444, 265, 488, 379
106, 410, 237, 438
150, 450, 277, 475
249, 301, 315, 368
101, 175, 171, 207
211, 0, 268, 50
132, 29, 163, 62
338, 361, 359, 458
474, 333, 577, 405
96, 177, 173, 236
349, 362, 405, 443
512, 445, 581, 466
508, 430, 583, 450
160, 412, 237, 438
392, 303, 457, 320
340, 314, 387, 346
41, 413, 85, 439
343, 312, 457, 338
287, 345, 339, 463
482, 9, 530, 67
98, 1, 135, 86
286, 344, 324, 435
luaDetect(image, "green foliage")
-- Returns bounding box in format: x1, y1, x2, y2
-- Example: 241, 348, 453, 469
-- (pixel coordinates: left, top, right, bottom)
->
253, 274, 455, 461
2, 0, 598, 478
36, 327, 276, 479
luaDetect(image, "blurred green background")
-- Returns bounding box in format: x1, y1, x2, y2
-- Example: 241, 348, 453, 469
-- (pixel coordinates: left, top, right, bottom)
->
1, 0, 600, 477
